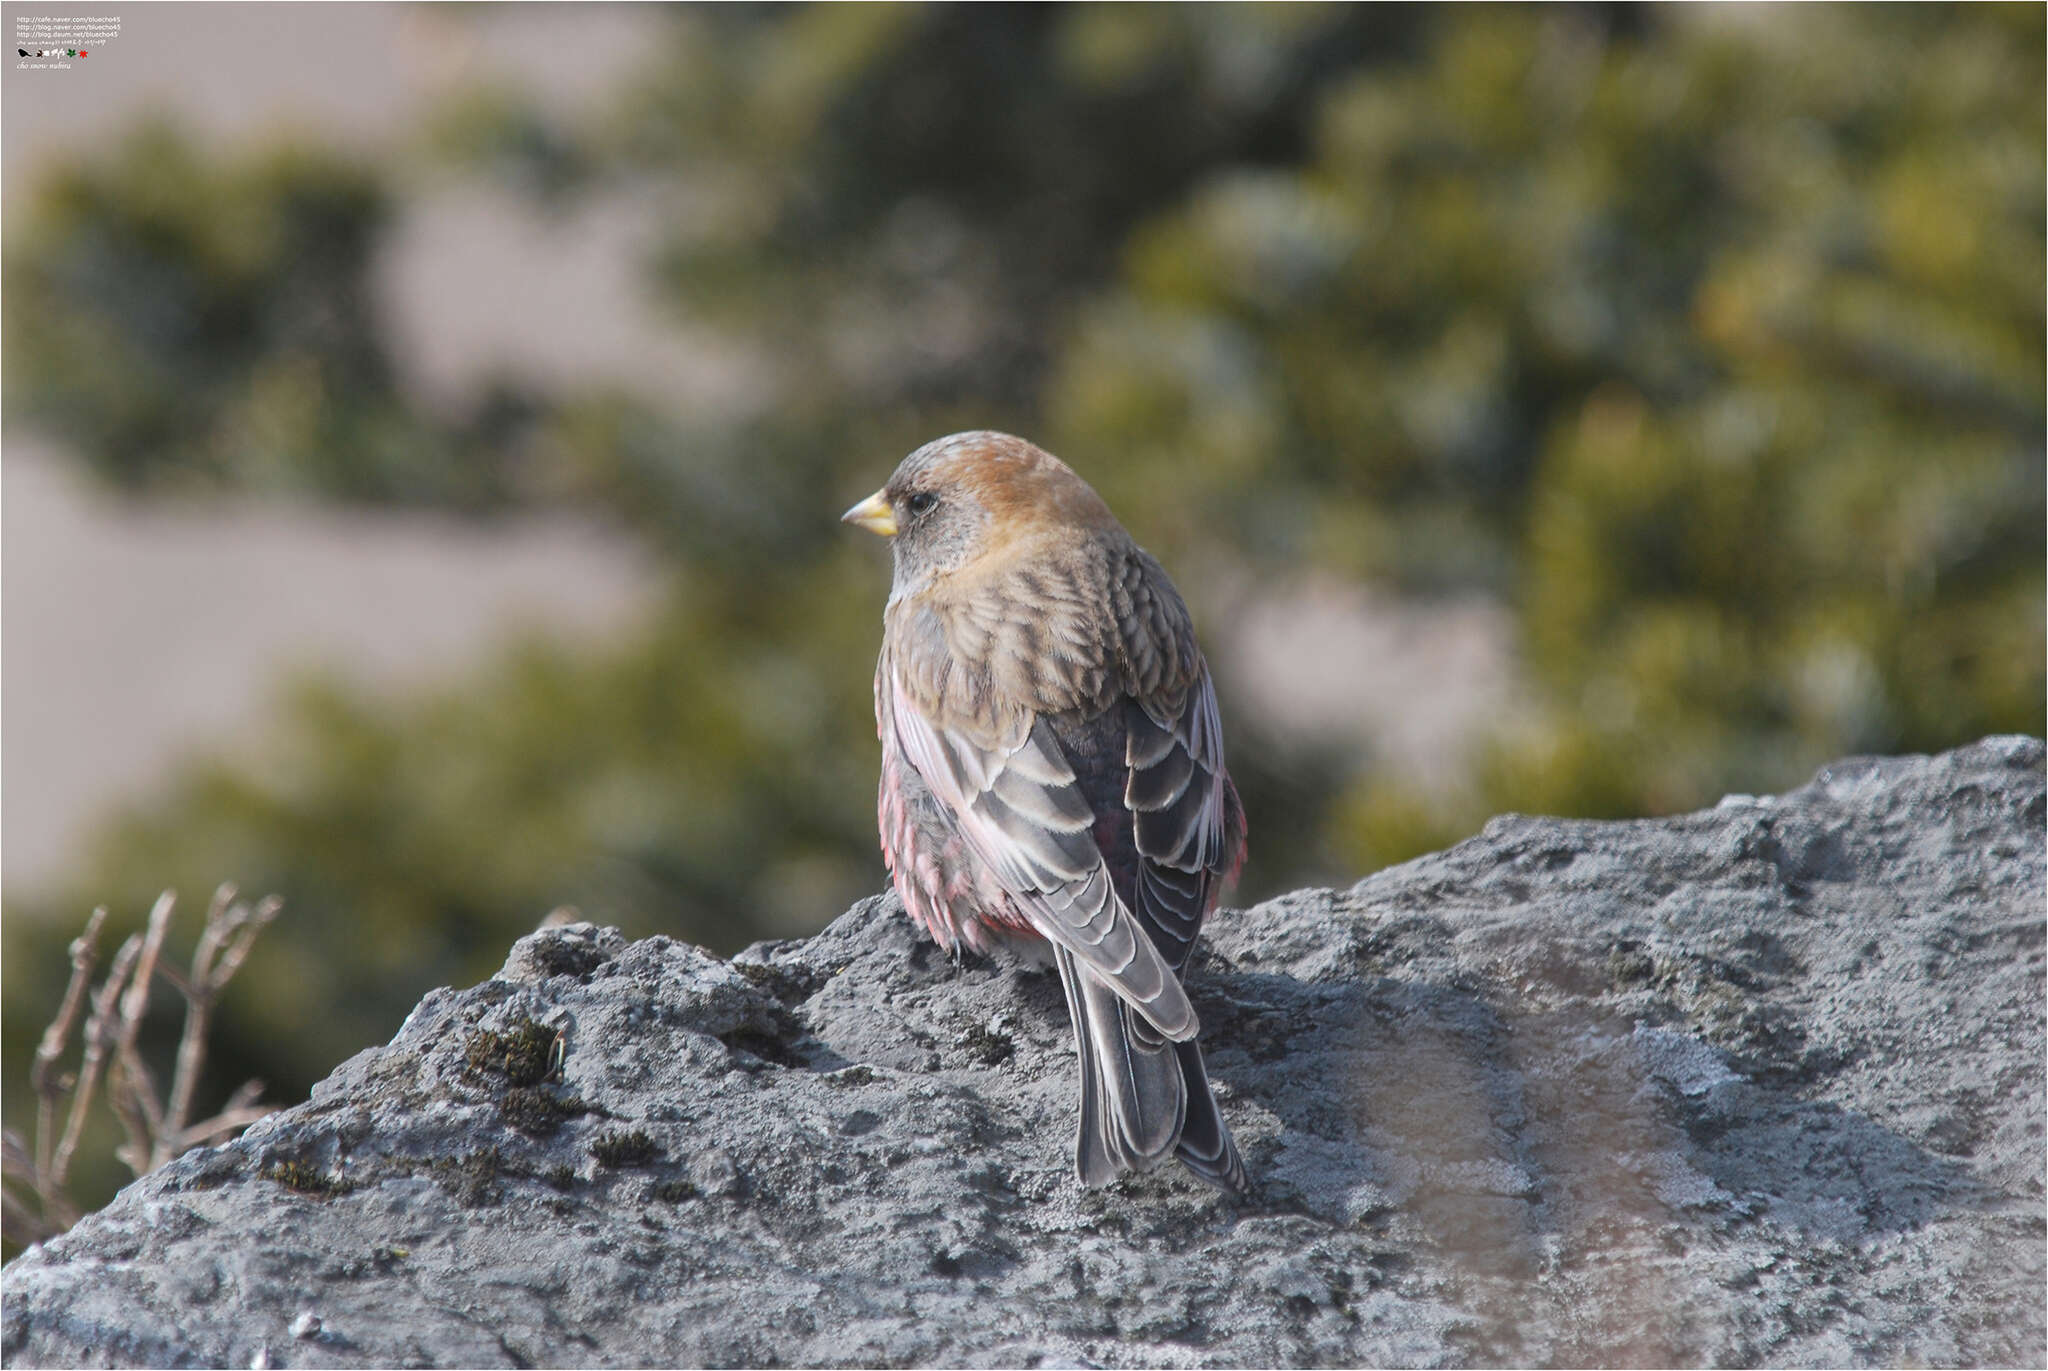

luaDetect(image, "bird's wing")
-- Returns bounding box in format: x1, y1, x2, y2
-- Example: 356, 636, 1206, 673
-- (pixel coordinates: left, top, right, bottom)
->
1112, 549, 1247, 973
884, 670, 1197, 1041
1124, 666, 1240, 974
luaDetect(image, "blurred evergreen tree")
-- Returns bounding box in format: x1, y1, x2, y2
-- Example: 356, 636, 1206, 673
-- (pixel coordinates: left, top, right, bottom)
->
2, 125, 545, 505
1038, 4, 2044, 861
4, 5, 2040, 1230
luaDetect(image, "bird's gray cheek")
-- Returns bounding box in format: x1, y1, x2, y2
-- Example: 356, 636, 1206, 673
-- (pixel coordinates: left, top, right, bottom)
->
887, 544, 929, 606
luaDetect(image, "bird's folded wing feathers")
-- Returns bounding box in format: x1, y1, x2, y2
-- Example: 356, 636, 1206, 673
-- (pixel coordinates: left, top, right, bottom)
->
1126, 665, 1234, 973
886, 671, 1197, 1041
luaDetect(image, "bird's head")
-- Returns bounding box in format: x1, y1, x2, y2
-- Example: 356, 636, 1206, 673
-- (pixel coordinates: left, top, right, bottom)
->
842, 431, 1118, 598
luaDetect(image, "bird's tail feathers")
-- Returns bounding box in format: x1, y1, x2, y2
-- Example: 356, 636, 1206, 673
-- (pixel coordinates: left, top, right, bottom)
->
1057, 949, 1185, 1187
1170, 1039, 1249, 1195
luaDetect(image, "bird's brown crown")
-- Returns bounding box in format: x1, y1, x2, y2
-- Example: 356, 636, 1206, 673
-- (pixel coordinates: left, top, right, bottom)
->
888, 432, 1121, 555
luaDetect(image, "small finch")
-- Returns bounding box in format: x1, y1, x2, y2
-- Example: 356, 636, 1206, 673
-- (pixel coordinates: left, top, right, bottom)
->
843, 431, 1249, 1193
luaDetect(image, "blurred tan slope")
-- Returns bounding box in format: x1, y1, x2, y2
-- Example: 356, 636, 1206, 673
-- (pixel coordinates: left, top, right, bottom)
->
0, 4, 645, 195
1, 442, 656, 895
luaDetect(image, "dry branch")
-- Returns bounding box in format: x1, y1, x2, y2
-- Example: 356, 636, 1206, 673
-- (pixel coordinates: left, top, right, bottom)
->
2, 885, 283, 1249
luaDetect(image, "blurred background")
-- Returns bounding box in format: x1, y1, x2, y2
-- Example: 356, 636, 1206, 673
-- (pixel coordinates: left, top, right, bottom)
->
4, 3, 2042, 1226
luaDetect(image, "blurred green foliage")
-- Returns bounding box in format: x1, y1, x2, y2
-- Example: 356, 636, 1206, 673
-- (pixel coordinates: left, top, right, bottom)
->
2, 125, 542, 505
1041, 3, 2045, 858
4, 5, 2041, 1227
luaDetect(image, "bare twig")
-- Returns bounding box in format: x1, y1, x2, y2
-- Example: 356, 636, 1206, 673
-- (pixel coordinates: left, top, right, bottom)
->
109, 893, 178, 1170
164, 883, 238, 1003
211, 895, 281, 992
177, 1078, 274, 1152
2, 1179, 51, 1250
30, 908, 106, 1183
59, 931, 141, 1191
155, 891, 282, 1170
8, 885, 284, 1245
0, 1125, 57, 1245
1, 1125, 62, 1247
9, 911, 109, 1246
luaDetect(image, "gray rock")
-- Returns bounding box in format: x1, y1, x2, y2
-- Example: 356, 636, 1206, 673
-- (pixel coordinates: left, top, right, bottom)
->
5, 737, 2043, 1368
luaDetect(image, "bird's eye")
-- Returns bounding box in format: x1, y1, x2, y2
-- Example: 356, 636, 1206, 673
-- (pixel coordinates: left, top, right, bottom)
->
905, 491, 939, 517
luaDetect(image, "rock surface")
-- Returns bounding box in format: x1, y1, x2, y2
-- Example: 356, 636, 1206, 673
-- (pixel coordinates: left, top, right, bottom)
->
5, 737, 2044, 1368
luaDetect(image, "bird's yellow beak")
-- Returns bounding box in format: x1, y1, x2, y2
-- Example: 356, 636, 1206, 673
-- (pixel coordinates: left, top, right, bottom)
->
840, 489, 897, 537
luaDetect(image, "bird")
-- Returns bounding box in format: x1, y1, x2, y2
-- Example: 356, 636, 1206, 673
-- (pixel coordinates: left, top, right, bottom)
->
842, 430, 1249, 1193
